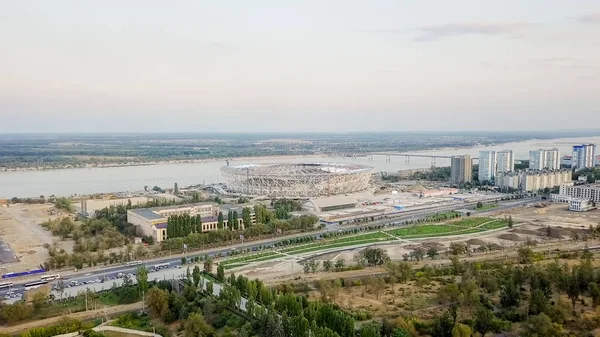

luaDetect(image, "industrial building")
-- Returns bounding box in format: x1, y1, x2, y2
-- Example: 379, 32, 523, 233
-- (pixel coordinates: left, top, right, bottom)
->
478, 150, 496, 183
572, 144, 597, 171
127, 202, 256, 243
450, 155, 472, 185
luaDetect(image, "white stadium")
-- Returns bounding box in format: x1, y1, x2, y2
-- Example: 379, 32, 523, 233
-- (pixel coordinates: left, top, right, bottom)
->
220, 163, 374, 198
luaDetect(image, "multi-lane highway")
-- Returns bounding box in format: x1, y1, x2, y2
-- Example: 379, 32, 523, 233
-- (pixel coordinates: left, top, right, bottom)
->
0, 196, 539, 301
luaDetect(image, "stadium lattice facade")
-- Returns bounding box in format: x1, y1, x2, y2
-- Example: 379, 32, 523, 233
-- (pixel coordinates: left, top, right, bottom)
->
220, 163, 374, 198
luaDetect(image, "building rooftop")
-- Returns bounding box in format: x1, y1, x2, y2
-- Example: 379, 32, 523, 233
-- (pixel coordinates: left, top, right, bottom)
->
303, 195, 358, 212
152, 202, 216, 212
202, 216, 219, 223
130, 208, 165, 220
155, 222, 168, 229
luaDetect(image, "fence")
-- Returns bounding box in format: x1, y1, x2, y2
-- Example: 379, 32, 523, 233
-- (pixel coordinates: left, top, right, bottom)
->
2, 268, 46, 279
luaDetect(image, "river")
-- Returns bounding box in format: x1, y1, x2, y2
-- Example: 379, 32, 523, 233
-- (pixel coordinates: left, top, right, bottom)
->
1, 136, 599, 198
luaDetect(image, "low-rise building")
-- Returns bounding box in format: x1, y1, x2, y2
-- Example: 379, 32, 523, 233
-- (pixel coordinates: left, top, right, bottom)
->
558, 183, 600, 202
302, 195, 359, 213
569, 198, 596, 212
126, 202, 256, 243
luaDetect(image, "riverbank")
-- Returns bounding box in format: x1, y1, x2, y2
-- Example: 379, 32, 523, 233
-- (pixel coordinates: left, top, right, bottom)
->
1, 135, 599, 198
0, 153, 332, 172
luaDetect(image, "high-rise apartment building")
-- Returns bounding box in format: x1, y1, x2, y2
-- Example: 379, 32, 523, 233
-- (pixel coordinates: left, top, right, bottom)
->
496, 150, 514, 173
545, 148, 560, 170
451, 155, 472, 185
572, 144, 597, 171
478, 150, 496, 182
529, 149, 546, 170
530, 148, 560, 170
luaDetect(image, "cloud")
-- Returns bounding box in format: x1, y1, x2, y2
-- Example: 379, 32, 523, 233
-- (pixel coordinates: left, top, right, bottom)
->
415, 22, 530, 41
528, 57, 599, 70
575, 13, 600, 24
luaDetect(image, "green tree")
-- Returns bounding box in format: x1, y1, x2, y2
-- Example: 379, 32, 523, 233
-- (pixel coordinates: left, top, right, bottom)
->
146, 287, 170, 319
174, 182, 179, 195
204, 256, 213, 274
590, 282, 600, 307
360, 323, 381, 337
217, 263, 225, 282
522, 313, 563, 337
136, 265, 148, 298
217, 212, 224, 229
500, 279, 520, 309
427, 247, 439, 260
431, 311, 455, 337
451, 324, 472, 337
184, 313, 215, 337
242, 207, 252, 228
528, 289, 548, 316
334, 258, 346, 271
206, 282, 214, 295
323, 260, 333, 272
507, 215, 513, 228
232, 211, 239, 230
474, 305, 504, 336
227, 210, 233, 230
193, 265, 201, 287
361, 247, 390, 266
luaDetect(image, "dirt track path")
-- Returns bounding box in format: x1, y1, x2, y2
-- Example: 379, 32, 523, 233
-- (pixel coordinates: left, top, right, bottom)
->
3, 302, 143, 334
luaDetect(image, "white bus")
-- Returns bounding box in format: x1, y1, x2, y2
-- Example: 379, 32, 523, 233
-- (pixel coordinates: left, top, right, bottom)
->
126, 260, 143, 267
153, 262, 170, 270
0, 281, 13, 289
40, 274, 61, 281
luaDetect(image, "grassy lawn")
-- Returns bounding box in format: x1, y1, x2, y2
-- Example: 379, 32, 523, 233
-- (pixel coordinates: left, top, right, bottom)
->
449, 217, 495, 228
280, 232, 389, 253
220, 251, 283, 266
477, 204, 499, 211
479, 219, 509, 230
387, 224, 471, 237
285, 237, 395, 255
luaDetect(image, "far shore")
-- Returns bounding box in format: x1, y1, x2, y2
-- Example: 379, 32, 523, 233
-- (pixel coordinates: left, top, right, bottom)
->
0, 153, 335, 173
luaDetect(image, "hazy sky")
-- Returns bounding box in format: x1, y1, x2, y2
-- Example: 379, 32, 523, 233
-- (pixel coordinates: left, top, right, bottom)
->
1, 1, 599, 133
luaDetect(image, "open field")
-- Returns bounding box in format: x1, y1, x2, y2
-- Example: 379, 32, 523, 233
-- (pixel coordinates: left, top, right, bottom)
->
0, 204, 73, 269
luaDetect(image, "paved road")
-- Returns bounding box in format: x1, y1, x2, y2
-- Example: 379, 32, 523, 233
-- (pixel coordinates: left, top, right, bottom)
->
0, 197, 538, 301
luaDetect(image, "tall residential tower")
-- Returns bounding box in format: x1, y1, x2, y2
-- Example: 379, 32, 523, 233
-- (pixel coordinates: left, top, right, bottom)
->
572, 144, 597, 171
451, 155, 472, 185
529, 148, 560, 170
478, 150, 496, 183
496, 150, 514, 173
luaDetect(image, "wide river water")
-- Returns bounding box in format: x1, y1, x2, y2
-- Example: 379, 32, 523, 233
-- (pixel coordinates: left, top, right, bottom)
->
1, 136, 599, 198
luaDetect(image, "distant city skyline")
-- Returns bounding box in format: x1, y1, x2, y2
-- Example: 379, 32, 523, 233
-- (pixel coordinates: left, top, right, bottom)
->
1, 1, 599, 133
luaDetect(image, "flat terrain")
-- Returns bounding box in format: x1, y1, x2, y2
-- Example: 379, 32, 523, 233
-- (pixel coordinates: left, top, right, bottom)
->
235, 204, 600, 285
0, 204, 72, 270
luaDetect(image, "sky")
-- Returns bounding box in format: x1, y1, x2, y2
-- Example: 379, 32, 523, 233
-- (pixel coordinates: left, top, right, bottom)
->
1, 1, 599, 133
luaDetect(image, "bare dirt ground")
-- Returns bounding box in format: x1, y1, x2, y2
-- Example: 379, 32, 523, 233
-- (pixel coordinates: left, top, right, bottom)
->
2, 302, 143, 335
0, 204, 73, 270
500, 203, 600, 229
237, 205, 600, 285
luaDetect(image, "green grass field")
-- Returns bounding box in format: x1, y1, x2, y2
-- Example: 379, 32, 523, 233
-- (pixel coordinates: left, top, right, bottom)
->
220, 251, 283, 266
222, 217, 512, 268
477, 204, 499, 211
